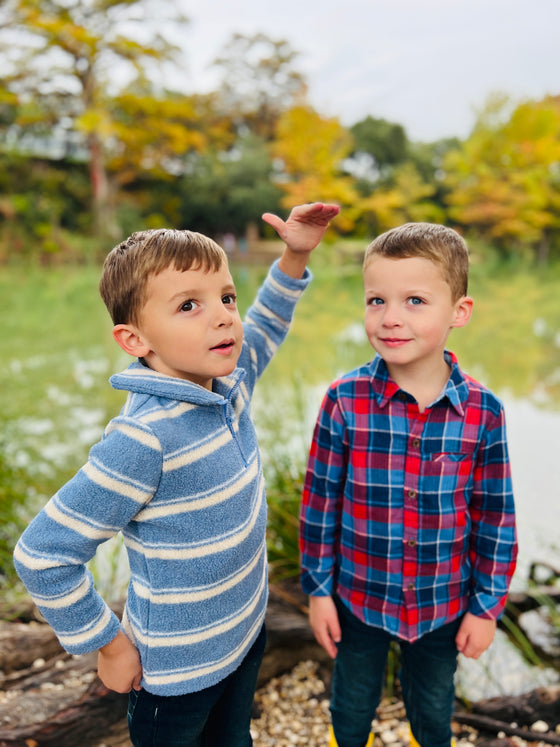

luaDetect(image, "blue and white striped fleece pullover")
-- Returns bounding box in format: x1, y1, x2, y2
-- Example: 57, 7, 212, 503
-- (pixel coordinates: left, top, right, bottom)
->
14, 259, 310, 696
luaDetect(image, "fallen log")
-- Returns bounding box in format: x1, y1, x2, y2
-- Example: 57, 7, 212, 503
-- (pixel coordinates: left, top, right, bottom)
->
454, 711, 560, 746
0, 588, 328, 747
470, 685, 560, 726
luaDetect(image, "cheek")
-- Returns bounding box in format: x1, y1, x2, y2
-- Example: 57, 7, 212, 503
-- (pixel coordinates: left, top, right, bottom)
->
364, 313, 378, 342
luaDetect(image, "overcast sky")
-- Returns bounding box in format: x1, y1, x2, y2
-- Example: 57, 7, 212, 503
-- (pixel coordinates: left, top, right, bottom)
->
176, 0, 560, 142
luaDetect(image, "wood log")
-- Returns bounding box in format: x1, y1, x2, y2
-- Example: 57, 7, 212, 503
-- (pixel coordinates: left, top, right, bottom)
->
470, 685, 560, 726
0, 588, 329, 746
0, 621, 63, 676
454, 711, 560, 745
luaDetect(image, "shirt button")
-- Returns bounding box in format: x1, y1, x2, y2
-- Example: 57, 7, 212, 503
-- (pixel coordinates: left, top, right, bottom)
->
407, 582, 415, 591
407, 538, 417, 547
412, 438, 420, 448
398, 392, 407, 401
407, 489, 417, 499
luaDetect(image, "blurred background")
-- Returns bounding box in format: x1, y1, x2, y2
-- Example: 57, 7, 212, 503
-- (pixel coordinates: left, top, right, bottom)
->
1, 0, 559, 716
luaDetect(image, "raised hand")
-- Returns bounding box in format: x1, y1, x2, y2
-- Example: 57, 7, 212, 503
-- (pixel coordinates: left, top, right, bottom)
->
262, 202, 340, 254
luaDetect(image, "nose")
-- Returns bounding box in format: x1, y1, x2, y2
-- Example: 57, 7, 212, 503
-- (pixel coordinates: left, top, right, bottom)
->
214, 302, 233, 327
381, 302, 403, 328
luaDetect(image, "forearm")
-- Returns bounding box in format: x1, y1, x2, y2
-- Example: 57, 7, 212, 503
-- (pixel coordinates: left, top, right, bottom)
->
278, 247, 313, 279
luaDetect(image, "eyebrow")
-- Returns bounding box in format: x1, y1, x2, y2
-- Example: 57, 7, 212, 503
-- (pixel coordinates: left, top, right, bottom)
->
168, 283, 237, 301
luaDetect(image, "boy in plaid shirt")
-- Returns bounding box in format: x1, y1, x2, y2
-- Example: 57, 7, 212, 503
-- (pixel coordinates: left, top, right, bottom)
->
300, 223, 517, 747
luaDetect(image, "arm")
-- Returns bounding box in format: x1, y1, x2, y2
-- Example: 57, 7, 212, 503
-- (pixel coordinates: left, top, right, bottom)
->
300, 387, 346, 598
238, 204, 339, 389
13, 418, 161, 657
263, 202, 339, 278
467, 402, 517, 621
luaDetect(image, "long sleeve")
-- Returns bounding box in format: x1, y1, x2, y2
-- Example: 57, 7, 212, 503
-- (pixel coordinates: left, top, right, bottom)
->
239, 260, 311, 391
467, 404, 517, 619
300, 386, 346, 597
14, 418, 162, 653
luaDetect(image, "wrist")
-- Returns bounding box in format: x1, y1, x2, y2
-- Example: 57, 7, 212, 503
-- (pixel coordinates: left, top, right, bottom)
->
278, 247, 312, 278
99, 629, 128, 656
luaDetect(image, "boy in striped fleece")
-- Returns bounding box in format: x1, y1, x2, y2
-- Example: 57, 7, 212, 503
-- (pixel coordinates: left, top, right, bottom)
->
14, 202, 339, 747
300, 223, 517, 747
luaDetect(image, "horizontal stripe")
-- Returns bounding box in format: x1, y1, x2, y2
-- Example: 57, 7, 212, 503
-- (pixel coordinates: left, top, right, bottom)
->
82, 461, 154, 504
129, 563, 266, 648
124, 475, 265, 558
132, 544, 265, 604
58, 605, 114, 648
142, 615, 264, 687
139, 459, 259, 519
163, 428, 231, 472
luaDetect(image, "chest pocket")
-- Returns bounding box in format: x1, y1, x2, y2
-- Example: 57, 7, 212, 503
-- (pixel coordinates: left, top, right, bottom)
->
420, 452, 474, 511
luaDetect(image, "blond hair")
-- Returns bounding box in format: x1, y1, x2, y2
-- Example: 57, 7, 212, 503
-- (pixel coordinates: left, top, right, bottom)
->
99, 229, 228, 325
363, 223, 469, 301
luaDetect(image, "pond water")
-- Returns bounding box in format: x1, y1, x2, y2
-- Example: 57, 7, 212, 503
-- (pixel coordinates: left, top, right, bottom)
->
2, 262, 559, 702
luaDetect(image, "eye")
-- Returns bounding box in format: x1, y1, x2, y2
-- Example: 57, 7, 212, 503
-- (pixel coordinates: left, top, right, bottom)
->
367, 296, 384, 306
407, 296, 424, 306
222, 293, 237, 305
179, 299, 199, 312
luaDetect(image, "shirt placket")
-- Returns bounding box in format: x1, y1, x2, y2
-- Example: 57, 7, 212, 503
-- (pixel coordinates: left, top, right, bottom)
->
400, 405, 428, 636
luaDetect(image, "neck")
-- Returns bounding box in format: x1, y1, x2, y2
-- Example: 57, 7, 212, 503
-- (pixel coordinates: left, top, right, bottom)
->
386, 356, 451, 412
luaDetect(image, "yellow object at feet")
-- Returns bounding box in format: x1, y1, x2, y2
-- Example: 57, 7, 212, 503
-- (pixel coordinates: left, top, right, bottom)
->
328, 725, 374, 747
409, 725, 456, 747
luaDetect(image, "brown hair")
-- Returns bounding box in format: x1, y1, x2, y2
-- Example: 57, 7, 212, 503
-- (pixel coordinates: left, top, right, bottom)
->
363, 223, 469, 301
99, 229, 228, 325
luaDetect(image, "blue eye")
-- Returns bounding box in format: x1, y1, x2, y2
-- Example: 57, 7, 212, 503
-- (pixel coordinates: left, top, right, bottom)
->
222, 293, 237, 305
408, 297, 424, 306
368, 297, 384, 306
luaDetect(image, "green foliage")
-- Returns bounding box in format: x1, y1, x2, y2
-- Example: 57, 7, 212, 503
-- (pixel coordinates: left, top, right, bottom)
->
0, 445, 30, 587
0, 152, 92, 259
177, 135, 284, 236
350, 115, 409, 171
443, 94, 560, 263
1, 4, 560, 260
265, 456, 305, 582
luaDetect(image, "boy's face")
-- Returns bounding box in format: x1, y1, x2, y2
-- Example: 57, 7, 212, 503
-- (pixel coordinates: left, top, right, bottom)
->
124, 262, 243, 389
363, 255, 471, 375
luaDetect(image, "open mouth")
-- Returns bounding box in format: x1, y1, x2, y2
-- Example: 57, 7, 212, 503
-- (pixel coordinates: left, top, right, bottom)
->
211, 340, 235, 352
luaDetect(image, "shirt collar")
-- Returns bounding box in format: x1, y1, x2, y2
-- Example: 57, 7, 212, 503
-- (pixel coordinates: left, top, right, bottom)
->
110, 360, 246, 405
368, 351, 468, 416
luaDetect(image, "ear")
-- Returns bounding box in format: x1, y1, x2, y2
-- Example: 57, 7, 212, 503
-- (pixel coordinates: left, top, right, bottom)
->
112, 324, 152, 358
451, 295, 473, 329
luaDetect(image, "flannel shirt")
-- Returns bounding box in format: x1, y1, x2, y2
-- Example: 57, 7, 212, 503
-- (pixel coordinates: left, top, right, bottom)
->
300, 351, 517, 642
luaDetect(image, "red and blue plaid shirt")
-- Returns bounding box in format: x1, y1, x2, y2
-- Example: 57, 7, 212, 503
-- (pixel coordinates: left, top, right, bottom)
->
300, 351, 517, 642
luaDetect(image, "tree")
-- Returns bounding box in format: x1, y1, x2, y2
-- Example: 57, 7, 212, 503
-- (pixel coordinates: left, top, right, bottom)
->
213, 33, 307, 141
175, 133, 283, 237
348, 115, 409, 184
443, 94, 560, 263
271, 105, 358, 232
350, 162, 444, 238
0, 0, 191, 238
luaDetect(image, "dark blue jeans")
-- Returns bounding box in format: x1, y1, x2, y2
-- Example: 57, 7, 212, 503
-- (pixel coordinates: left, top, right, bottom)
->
128, 625, 266, 747
330, 598, 460, 747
